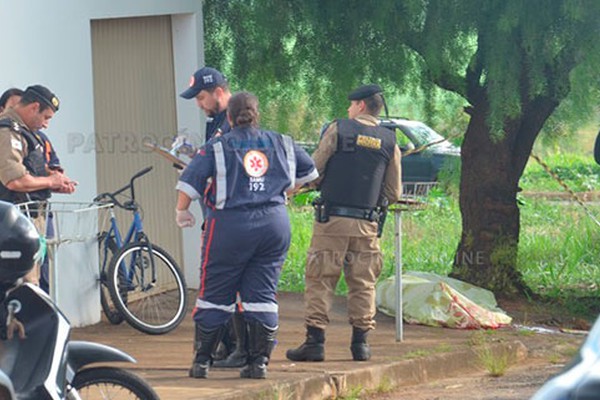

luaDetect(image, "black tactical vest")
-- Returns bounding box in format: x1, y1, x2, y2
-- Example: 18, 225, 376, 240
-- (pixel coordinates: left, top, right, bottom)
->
320, 119, 396, 209
0, 119, 51, 203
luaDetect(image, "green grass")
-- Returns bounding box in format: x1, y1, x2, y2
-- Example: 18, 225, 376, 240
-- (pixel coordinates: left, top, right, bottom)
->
520, 152, 600, 192
280, 152, 600, 318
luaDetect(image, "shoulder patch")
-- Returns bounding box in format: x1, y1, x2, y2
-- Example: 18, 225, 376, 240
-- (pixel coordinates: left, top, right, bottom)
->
11, 138, 23, 151
0, 119, 20, 133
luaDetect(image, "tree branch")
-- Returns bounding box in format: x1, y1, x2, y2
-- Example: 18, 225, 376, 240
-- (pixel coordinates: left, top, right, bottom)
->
465, 45, 484, 104
404, 36, 468, 98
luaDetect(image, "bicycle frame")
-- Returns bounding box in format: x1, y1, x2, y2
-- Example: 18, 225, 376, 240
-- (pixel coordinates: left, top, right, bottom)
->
106, 207, 145, 249
97, 167, 158, 292
102, 208, 159, 292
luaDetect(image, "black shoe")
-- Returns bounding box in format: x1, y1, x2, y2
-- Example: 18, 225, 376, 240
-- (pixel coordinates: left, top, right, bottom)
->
350, 327, 371, 361
213, 348, 247, 368
239, 321, 276, 379
188, 325, 226, 379
188, 360, 210, 378
214, 313, 248, 368
239, 359, 267, 379
286, 326, 325, 362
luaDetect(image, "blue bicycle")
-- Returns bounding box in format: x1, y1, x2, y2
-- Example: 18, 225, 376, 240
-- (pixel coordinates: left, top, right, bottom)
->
95, 167, 187, 335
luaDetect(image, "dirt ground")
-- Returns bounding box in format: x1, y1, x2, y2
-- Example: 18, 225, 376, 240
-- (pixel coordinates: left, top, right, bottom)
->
367, 360, 564, 399
71, 291, 591, 400
367, 296, 592, 400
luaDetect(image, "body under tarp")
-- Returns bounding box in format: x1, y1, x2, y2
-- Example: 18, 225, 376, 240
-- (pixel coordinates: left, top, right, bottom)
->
376, 271, 512, 329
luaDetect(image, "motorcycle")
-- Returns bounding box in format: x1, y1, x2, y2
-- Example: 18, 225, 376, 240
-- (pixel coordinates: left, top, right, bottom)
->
0, 282, 160, 400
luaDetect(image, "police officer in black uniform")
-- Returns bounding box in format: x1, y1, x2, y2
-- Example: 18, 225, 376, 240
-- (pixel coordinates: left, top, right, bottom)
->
175, 91, 318, 379
287, 84, 402, 363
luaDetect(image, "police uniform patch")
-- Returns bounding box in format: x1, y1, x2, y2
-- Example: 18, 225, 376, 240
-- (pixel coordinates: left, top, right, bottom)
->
243, 150, 269, 177
11, 138, 22, 151
356, 134, 382, 150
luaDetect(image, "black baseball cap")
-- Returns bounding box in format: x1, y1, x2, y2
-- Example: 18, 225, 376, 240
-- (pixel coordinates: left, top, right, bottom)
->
348, 84, 383, 101
23, 85, 60, 112
180, 67, 227, 99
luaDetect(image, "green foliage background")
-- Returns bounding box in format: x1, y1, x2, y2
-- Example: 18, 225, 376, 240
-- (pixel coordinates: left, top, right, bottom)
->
203, 0, 600, 143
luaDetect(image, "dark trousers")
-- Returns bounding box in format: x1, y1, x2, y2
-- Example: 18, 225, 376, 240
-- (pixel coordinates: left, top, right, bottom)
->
193, 205, 290, 330
40, 212, 54, 294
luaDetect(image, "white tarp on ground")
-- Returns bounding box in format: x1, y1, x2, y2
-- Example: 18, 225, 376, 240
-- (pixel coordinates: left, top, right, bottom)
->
376, 271, 512, 329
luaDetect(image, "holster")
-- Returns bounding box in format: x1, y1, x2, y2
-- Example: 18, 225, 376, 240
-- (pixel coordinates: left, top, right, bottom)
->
312, 197, 329, 223
376, 198, 389, 238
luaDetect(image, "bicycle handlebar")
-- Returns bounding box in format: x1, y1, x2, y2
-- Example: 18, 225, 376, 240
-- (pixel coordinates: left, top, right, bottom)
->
93, 166, 153, 210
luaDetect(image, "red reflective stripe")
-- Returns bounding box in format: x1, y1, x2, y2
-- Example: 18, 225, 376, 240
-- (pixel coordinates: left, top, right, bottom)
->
203, 181, 217, 210
199, 218, 216, 298
194, 224, 208, 308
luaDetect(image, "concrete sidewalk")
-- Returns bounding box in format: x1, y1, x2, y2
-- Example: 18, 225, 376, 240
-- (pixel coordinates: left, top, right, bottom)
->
72, 292, 529, 400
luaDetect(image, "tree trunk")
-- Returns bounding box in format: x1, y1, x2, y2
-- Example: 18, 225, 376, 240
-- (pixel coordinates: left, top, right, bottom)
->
451, 97, 557, 297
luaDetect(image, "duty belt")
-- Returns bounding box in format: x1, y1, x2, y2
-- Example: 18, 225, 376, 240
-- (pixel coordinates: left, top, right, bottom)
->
328, 206, 379, 222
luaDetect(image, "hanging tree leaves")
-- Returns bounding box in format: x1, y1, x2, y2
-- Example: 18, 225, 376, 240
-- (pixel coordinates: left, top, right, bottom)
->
203, 0, 600, 296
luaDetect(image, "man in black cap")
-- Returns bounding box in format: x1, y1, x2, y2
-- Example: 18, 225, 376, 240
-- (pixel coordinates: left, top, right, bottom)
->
179, 68, 245, 369
0, 84, 76, 285
0, 87, 74, 293
180, 66, 232, 143
287, 84, 402, 363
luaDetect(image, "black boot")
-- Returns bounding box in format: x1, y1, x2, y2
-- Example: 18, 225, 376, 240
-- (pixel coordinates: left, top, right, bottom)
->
213, 312, 248, 368
189, 325, 225, 379
240, 321, 277, 379
286, 326, 325, 362
193, 324, 201, 352
350, 327, 371, 361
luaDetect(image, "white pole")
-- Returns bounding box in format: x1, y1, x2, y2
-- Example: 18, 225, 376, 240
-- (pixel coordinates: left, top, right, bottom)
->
394, 209, 403, 342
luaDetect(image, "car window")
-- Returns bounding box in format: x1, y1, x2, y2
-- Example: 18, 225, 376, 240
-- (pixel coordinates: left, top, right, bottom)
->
395, 128, 414, 150
398, 123, 446, 147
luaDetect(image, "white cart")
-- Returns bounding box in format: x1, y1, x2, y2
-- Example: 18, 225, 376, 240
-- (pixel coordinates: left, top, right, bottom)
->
17, 201, 112, 326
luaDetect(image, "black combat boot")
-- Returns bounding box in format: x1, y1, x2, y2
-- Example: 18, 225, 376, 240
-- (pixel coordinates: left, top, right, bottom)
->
189, 325, 225, 379
193, 324, 201, 352
239, 320, 277, 379
285, 326, 325, 362
213, 312, 248, 368
350, 326, 371, 361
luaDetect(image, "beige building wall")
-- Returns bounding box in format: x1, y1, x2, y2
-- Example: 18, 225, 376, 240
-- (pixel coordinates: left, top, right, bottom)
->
91, 15, 183, 270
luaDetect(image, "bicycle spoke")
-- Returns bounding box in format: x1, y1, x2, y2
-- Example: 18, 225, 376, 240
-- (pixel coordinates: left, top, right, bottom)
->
108, 242, 187, 334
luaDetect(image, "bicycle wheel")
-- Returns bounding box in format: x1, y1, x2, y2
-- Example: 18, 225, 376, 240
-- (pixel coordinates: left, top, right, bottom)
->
98, 232, 124, 325
108, 242, 188, 335
72, 366, 159, 400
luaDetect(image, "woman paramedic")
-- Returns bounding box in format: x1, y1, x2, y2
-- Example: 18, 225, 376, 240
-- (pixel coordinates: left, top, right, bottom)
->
174, 91, 318, 379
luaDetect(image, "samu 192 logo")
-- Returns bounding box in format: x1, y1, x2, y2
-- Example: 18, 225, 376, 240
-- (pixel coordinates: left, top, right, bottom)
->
243, 150, 269, 177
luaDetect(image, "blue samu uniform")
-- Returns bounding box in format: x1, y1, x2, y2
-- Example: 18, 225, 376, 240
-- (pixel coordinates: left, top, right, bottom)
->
177, 127, 317, 330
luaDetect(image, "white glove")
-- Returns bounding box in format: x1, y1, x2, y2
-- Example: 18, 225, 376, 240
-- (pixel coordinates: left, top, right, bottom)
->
175, 209, 196, 228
